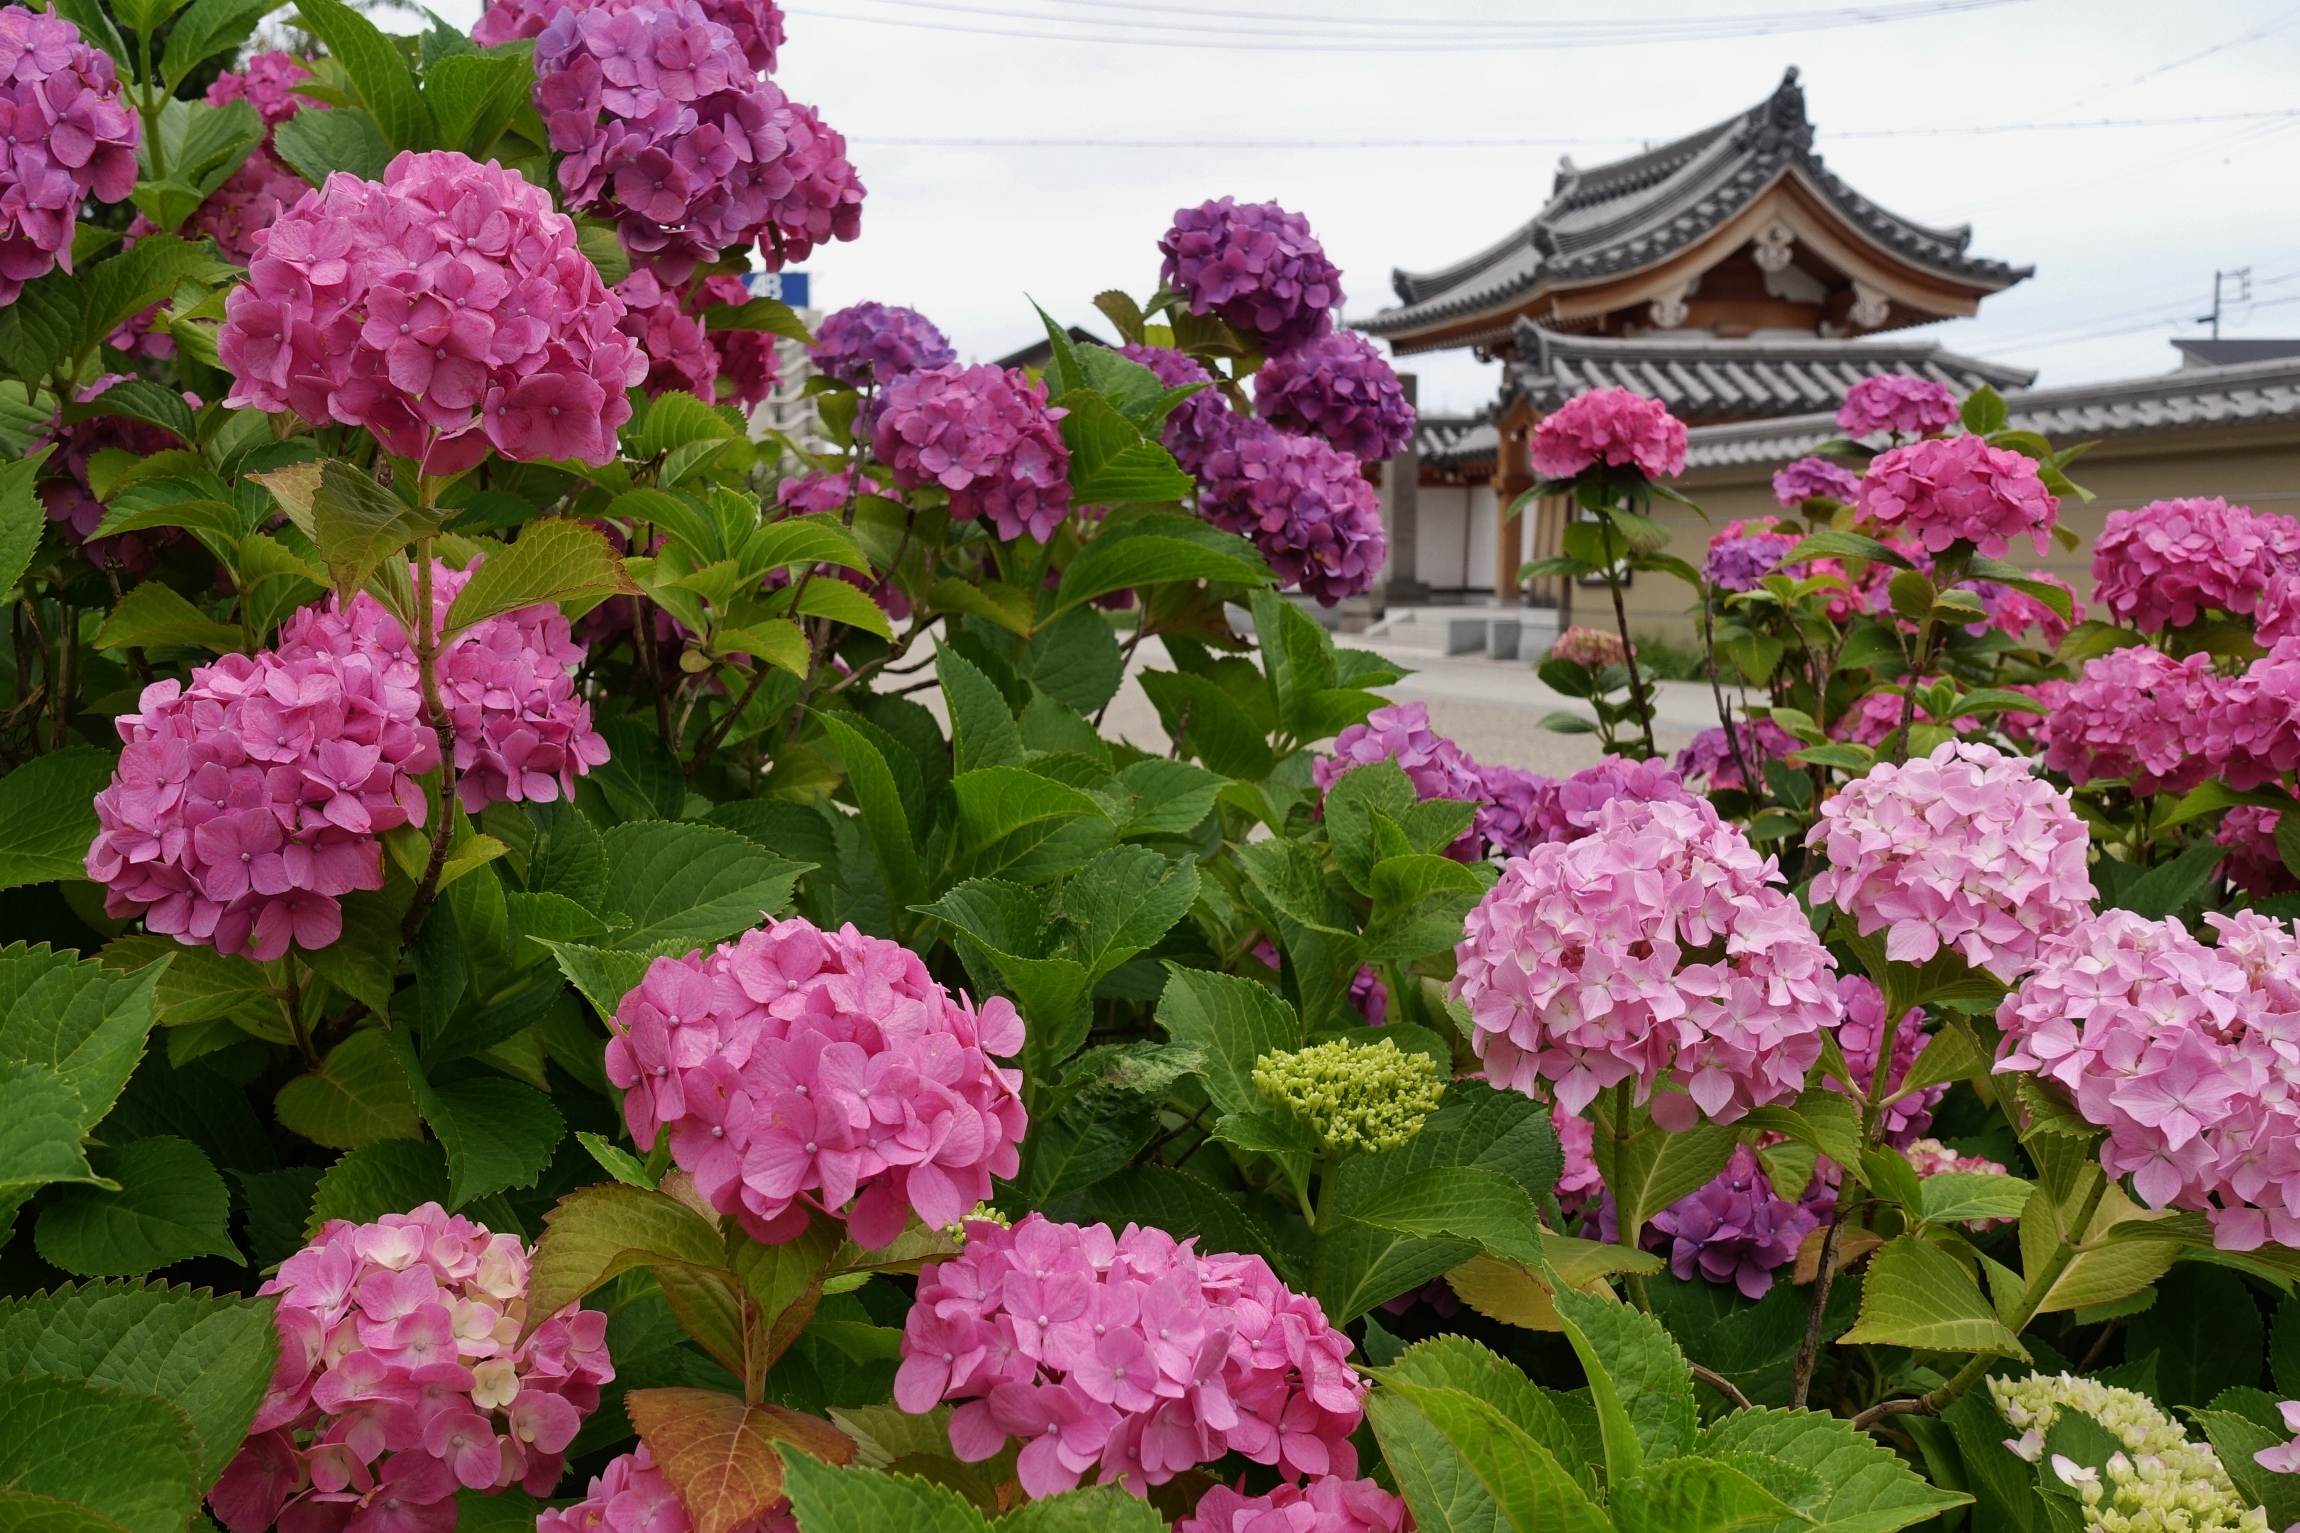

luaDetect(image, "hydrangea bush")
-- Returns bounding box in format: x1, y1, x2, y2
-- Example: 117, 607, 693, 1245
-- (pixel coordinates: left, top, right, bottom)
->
8, 6, 2300, 1533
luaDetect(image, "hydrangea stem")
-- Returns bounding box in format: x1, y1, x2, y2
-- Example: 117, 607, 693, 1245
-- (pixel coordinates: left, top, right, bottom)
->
1610, 1079, 1652, 1311
402, 521, 461, 944
1597, 514, 1658, 760
1791, 1002, 1909, 1407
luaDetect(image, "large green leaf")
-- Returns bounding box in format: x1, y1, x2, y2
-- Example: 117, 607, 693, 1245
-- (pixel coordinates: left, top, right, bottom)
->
1590, 1100, 1738, 1246
293, 0, 433, 149
1115, 759, 1224, 837
380, 1026, 564, 1209
1155, 967, 1301, 1117
937, 647, 1024, 774
917, 880, 1087, 1032
296, 459, 445, 598
819, 716, 926, 929
1055, 512, 1264, 612
1053, 846, 1198, 982
589, 717, 688, 823
2126, 1263, 2265, 1408
1363, 852, 1486, 965
0, 943, 163, 1145
1371, 1380, 1615, 1533
1054, 392, 1194, 507
92, 581, 243, 654
1700, 1408, 1969, 1533
540, 939, 656, 1019
1611, 1457, 1798, 1533
1342, 1166, 1545, 1265
424, 50, 529, 156
0, 447, 51, 593
1363, 1389, 1515, 1533
0, 1281, 280, 1489
1383, 1336, 1588, 1483
997, 1485, 1165, 1533
1918, 1172, 2036, 1227
0, 748, 112, 891
600, 821, 809, 955
0, 1376, 203, 1533
160, 0, 273, 86
1136, 670, 1275, 781
0, 1064, 104, 1198
1021, 606, 1126, 714
1836, 1237, 2029, 1359
777, 1452, 987, 1533
444, 518, 635, 637
78, 237, 203, 359
97, 938, 262, 1029
309, 1138, 449, 1231
1550, 1280, 1698, 1481
34, 1136, 241, 1276
525, 1181, 730, 1331
950, 767, 1112, 885
273, 1028, 422, 1149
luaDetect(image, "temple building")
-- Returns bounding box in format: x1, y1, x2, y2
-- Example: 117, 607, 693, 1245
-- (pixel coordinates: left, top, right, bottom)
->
1351, 68, 2300, 649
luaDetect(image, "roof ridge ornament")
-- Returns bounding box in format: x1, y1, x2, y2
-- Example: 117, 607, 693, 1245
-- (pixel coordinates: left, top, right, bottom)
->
1737, 64, 1814, 158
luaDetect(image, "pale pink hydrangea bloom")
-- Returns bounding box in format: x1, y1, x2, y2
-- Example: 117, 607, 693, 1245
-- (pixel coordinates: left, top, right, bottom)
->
208, 1204, 612, 1533
1450, 795, 1842, 1125
1552, 1104, 1603, 1212
539, 1444, 795, 1533
1548, 625, 1627, 668
605, 915, 1027, 1248
2202, 637, 2300, 792
1996, 908, 2300, 1251
2040, 646, 2222, 796
1807, 742, 2094, 981
1823, 974, 1941, 1146
1527, 755, 1697, 848
1313, 701, 1482, 804
217, 151, 644, 473
2256, 1403, 2300, 1476
1903, 1137, 2006, 1178
2260, 570, 2300, 646
205, 51, 315, 127
0, 5, 140, 303
1836, 375, 1958, 438
1530, 387, 1686, 480
1179, 1477, 1407, 1533
86, 633, 438, 962
896, 1214, 1366, 1497
873, 362, 1072, 543
1857, 434, 2058, 558
2092, 497, 2300, 633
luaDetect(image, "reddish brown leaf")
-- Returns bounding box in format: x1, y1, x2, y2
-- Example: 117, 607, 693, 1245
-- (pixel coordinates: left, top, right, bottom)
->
630, 1389, 856, 1533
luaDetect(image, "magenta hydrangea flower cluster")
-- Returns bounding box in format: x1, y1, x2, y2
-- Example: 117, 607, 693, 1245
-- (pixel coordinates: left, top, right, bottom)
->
1826, 974, 1940, 1145
1179, 1478, 1406, 1533
1312, 701, 1483, 806
209, 1204, 611, 1533
36, 374, 192, 577
1528, 755, 1697, 848
1773, 455, 1863, 506
1159, 198, 1342, 353
1548, 624, 1628, 668
192, 147, 320, 265
1252, 331, 1413, 464
1704, 518, 1799, 593
1451, 795, 1842, 1126
206, 50, 315, 127
810, 300, 956, 388
1836, 375, 1959, 438
86, 631, 437, 962
1118, 343, 1235, 478
2218, 806, 2294, 899
605, 915, 1027, 1248
1807, 742, 2095, 981
1200, 422, 1385, 606
1641, 1144, 1824, 1299
2091, 497, 2300, 632
1967, 575, 2080, 649
1674, 718, 1797, 793
2041, 646, 2222, 796
2202, 637, 2300, 791
614, 271, 780, 409
479, 0, 786, 72
1857, 434, 2058, 558
218, 151, 643, 473
539, 1444, 794, 1533
1997, 908, 2300, 1251
1529, 387, 1687, 481
1830, 688, 1978, 750
0, 5, 139, 302
872, 362, 1072, 542
896, 1213, 1367, 1497
1552, 1104, 1604, 1213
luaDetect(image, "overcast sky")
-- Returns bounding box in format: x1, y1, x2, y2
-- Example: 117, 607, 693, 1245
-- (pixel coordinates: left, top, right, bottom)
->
434, 0, 2300, 414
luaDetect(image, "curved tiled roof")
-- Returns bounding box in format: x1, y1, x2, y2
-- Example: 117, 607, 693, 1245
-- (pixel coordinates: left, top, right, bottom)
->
1365, 68, 2031, 344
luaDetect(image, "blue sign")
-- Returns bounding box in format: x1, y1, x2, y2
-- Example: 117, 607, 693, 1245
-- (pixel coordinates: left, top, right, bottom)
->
749, 271, 809, 307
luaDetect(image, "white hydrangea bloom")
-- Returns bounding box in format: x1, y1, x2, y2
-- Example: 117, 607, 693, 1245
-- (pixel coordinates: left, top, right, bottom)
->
1989, 1373, 2270, 1533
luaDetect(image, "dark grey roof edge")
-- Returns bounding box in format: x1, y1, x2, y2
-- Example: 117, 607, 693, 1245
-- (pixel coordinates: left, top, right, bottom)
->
1680, 356, 2300, 470
1505, 319, 2037, 380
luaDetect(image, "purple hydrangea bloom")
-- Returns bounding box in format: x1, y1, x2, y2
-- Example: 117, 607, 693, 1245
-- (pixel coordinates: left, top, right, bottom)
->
1827, 974, 1941, 1146
1253, 330, 1415, 463
1646, 1145, 1824, 1298
810, 301, 955, 388
1200, 418, 1384, 605
1118, 342, 1238, 477
1704, 531, 1797, 593
1473, 762, 1552, 861
479, 0, 784, 72
1675, 719, 1798, 792
1772, 455, 1861, 507
0, 4, 139, 303
1159, 197, 1342, 354
872, 363, 1072, 542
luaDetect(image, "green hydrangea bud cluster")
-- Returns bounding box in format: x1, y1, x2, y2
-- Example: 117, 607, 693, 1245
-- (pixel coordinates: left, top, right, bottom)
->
1253, 1037, 1447, 1155
1990, 1374, 2269, 1533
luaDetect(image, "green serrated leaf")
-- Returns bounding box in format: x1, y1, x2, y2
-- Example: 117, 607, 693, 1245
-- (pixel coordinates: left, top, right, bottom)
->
0, 1376, 203, 1533
273, 1028, 423, 1150
35, 1136, 241, 1276
1838, 1236, 2028, 1358
0, 749, 114, 892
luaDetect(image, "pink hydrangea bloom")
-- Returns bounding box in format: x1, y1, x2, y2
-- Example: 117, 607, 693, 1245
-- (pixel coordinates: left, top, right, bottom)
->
2260, 571, 2300, 646
1857, 434, 2058, 558
1200, 420, 1384, 606
1824, 974, 1940, 1146
479, 0, 784, 73
191, 146, 318, 265
604, 916, 1027, 1248
217, 151, 643, 473
778, 468, 860, 515
1313, 701, 1483, 804
1644, 1144, 1822, 1298
1966, 574, 2080, 650
1529, 387, 1686, 481
2092, 498, 2300, 633
1529, 755, 1697, 847
35, 373, 193, 577
1472, 762, 1550, 862
757, 99, 864, 267
1995, 908, 2300, 1251
613, 271, 781, 409
205, 51, 314, 128
2202, 637, 2300, 791
1553, 1104, 1603, 1211
2041, 646, 2221, 796
1904, 1138, 2006, 1178
1252, 331, 1414, 464
1773, 456, 1862, 506
810, 301, 955, 388
897, 1214, 1366, 1496
86, 631, 439, 962
539, 1444, 794, 1533
1450, 795, 1841, 1125
1830, 689, 1979, 750
1348, 964, 1388, 1026
208, 1204, 612, 1533
1548, 625, 1627, 668
2217, 806, 2294, 898
1996, 680, 2068, 751
873, 362, 1072, 542
1180, 1478, 1406, 1533
1159, 198, 1342, 354
1836, 375, 1959, 438
1674, 719, 1797, 793
1806, 742, 2095, 982
1119, 343, 1236, 479
0, 5, 139, 303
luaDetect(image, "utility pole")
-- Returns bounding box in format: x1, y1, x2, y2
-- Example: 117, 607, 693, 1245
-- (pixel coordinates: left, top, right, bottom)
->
2198, 268, 2253, 340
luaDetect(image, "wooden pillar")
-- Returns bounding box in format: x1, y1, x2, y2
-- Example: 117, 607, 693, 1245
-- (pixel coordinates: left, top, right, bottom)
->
1492, 405, 1536, 606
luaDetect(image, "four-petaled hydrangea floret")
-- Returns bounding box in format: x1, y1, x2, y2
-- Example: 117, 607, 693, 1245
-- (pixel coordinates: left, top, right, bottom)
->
2042, 646, 2222, 797
1529, 387, 1686, 481
205, 50, 315, 128
1836, 375, 1959, 438
1450, 794, 1842, 1127
1253, 1038, 1447, 1156
895, 1214, 1366, 1497
1857, 434, 2058, 558
872, 362, 1073, 542
604, 915, 1028, 1248
1704, 518, 1798, 593
0, 4, 140, 303
2252, 1401, 2300, 1476
1252, 331, 1414, 464
1159, 197, 1343, 353
1806, 742, 2095, 983
2091, 497, 2300, 633
208, 1204, 613, 1533
1823, 974, 1941, 1146
1644, 1143, 1822, 1299
1991, 1375, 2265, 1533
1180, 1477, 1408, 1533
811, 301, 956, 387
1200, 418, 1385, 605
217, 150, 644, 474
539, 1443, 796, 1533
1773, 456, 1862, 506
